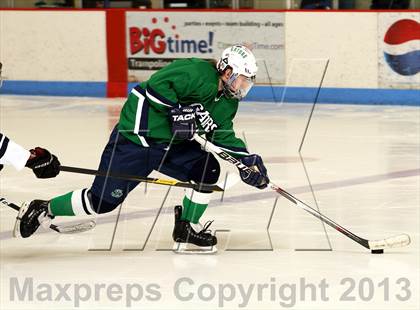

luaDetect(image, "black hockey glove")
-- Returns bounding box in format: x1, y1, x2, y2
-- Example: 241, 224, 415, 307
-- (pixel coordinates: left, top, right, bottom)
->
239, 154, 270, 189
168, 106, 197, 140
26, 147, 60, 178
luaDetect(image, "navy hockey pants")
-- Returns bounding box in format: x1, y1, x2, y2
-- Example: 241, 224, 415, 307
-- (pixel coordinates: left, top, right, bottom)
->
89, 126, 220, 214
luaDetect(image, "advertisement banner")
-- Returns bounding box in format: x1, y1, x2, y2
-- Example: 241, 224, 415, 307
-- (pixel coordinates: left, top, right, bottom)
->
126, 11, 285, 84
378, 13, 420, 89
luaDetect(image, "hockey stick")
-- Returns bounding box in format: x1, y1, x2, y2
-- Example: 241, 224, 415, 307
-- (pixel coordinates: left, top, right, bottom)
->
193, 134, 411, 252
0, 197, 95, 234
59, 165, 231, 192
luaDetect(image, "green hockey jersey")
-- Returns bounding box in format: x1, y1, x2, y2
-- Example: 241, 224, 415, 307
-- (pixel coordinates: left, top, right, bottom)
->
118, 58, 249, 157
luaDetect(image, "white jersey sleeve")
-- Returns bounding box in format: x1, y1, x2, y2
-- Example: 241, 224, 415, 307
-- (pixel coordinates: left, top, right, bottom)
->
0, 133, 31, 171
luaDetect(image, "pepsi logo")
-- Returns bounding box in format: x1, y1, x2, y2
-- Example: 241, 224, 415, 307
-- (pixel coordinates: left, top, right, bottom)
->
383, 19, 420, 76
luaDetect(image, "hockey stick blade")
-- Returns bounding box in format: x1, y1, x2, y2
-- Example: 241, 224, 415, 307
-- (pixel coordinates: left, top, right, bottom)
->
1, 197, 95, 235
368, 234, 411, 250
60, 165, 224, 192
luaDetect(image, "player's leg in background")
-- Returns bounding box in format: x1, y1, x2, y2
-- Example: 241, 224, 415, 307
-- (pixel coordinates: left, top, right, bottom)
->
50, 127, 163, 216
14, 127, 161, 238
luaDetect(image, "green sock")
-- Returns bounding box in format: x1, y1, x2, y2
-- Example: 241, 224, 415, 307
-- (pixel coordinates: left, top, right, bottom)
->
49, 189, 92, 216
181, 195, 208, 224
49, 192, 75, 216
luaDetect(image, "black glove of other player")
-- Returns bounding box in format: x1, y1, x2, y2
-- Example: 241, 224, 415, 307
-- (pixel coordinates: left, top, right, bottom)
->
26, 147, 60, 178
168, 106, 197, 140
239, 154, 270, 189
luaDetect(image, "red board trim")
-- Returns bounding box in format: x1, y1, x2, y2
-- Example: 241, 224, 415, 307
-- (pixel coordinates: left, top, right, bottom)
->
0, 8, 419, 12
106, 10, 127, 97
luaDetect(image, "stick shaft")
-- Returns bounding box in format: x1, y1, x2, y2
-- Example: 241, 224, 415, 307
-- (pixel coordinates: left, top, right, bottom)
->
271, 185, 369, 248
60, 165, 223, 192
192, 134, 370, 249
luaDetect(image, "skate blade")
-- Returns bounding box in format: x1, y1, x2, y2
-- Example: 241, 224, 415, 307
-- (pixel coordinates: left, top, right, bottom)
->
13, 201, 29, 238
172, 242, 217, 254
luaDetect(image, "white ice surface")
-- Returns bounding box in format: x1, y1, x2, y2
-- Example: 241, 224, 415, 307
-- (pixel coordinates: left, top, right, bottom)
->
0, 95, 418, 309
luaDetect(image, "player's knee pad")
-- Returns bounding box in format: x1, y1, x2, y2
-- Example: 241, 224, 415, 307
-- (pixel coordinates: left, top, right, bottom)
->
189, 154, 220, 185
88, 191, 120, 214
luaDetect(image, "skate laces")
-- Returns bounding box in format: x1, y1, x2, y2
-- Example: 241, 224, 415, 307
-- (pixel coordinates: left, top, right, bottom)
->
199, 220, 214, 235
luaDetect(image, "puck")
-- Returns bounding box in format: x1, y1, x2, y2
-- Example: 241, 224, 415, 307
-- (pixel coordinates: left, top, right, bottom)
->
371, 249, 384, 254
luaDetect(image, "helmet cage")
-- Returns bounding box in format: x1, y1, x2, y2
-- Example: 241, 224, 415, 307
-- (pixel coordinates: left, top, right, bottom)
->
223, 71, 255, 100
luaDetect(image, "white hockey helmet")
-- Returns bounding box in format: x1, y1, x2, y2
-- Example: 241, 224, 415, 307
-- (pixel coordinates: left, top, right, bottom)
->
217, 45, 258, 100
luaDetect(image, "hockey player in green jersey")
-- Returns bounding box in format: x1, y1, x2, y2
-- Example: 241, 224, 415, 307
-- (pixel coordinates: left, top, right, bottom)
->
14, 45, 270, 253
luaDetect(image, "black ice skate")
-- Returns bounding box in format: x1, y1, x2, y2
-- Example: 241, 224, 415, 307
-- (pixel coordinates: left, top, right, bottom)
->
172, 205, 217, 254
13, 200, 52, 238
